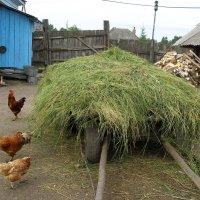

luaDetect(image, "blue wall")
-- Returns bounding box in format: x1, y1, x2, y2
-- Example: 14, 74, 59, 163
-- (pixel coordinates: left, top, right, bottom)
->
0, 6, 34, 69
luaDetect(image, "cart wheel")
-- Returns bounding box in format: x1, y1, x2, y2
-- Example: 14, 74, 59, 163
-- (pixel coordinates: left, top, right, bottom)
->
85, 126, 101, 163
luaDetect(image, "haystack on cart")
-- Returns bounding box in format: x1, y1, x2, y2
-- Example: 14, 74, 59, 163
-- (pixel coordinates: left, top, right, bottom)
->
32, 48, 200, 200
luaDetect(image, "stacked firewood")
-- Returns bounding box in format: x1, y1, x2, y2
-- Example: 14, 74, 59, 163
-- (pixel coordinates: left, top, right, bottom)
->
155, 50, 200, 86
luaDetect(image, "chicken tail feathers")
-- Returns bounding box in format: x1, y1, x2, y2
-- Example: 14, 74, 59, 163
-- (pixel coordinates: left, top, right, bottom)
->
18, 97, 26, 103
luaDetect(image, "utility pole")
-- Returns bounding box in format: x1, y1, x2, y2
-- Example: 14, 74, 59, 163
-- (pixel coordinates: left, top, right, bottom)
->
150, 1, 158, 63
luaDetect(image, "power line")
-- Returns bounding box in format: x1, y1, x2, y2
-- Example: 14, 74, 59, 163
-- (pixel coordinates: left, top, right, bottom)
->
102, 0, 200, 9
102, 0, 153, 8
159, 5, 200, 9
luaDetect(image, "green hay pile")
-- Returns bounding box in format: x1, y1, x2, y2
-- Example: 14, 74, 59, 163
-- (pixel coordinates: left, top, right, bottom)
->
32, 48, 200, 159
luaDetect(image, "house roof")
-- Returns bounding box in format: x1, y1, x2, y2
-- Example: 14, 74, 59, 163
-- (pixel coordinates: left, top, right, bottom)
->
109, 27, 139, 40
10, 0, 25, 6
0, 0, 25, 8
0, 2, 40, 23
174, 23, 200, 46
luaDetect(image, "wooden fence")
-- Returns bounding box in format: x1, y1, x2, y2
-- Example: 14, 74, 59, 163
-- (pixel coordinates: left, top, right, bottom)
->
109, 39, 188, 63
32, 20, 109, 67
32, 20, 188, 66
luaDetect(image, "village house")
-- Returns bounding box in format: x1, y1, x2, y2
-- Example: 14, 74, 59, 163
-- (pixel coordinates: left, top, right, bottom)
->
109, 27, 139, 42
174, 23, 200, 56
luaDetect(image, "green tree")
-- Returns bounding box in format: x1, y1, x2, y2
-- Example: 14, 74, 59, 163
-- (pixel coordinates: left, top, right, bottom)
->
159, 35, 182, 45
48, 24, 57, 32
47, 24, 80, 32
160, 36, 169, 45
67, 25, 80, 32
171, 36, 181, 44
59, 25, 80, 32
59, 27, 67, 31
139, 26, 151, 44
139, 27, 147, 40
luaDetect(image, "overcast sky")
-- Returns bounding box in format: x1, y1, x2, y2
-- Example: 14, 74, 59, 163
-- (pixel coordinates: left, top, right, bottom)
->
25, 0, 200, 41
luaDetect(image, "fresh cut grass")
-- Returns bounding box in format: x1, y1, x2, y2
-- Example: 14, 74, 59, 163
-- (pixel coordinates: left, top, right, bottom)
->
31, 47, 200, 163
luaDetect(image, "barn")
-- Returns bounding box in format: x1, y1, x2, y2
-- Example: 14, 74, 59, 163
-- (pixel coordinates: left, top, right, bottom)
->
0, 1, 39, 75
174, 23, 200, 57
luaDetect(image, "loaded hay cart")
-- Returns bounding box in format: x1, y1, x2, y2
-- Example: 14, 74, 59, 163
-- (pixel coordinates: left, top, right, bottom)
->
32, 48, 200, 199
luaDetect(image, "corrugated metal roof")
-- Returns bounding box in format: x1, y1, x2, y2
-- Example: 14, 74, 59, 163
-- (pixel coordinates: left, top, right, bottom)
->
11, 0, 25, 6
174, 23, 200, 46
0, 2, 40, 23
109, 28, 139, 40
0, 0, 25, 9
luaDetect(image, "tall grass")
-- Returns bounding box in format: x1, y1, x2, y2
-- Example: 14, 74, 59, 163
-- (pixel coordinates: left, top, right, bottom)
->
31, 47, 200, 160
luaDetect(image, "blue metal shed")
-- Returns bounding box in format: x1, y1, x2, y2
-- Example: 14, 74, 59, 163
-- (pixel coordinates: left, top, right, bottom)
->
0, 2, 39, 70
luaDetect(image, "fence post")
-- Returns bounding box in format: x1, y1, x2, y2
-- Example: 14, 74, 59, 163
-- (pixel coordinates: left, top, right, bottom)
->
43, 19, 49, 66
104, 20, 110, 49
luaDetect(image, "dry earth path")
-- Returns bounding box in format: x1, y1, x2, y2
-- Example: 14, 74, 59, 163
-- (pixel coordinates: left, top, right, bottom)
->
0, 80, 200, 200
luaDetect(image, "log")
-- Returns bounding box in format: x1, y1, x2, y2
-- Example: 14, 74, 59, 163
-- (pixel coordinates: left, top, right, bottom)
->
190, 50, 200, 64
155, 50, 200, 86
95, 134, 109, 200
184, 53, 200, 70
162, 140, 200, 190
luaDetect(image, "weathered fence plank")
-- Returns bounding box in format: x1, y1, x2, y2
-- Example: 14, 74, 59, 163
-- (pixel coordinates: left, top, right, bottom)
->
32, 20, 187, 66
32, 20, 109, 67
109, 39, 188, 63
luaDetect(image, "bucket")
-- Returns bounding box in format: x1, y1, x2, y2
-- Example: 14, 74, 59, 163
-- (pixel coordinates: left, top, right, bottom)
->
24, 66, 38, 77
27, 76, 38, 84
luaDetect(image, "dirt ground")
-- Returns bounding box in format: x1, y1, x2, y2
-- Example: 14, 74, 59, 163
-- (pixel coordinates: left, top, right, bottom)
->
0, 80, 200, 200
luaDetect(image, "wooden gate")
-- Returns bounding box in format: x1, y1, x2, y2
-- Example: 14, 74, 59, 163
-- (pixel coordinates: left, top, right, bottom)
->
32, 20, 109, 67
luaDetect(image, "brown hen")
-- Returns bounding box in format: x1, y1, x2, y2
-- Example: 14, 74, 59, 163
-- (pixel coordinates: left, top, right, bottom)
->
0, 157, 31, 188
0, 131, 32, 161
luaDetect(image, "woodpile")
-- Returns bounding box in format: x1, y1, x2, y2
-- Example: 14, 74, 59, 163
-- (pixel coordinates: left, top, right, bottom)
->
155, 50, 200, 86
